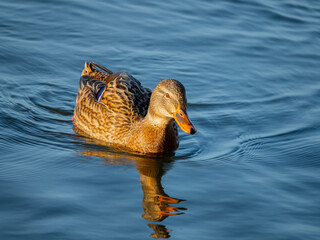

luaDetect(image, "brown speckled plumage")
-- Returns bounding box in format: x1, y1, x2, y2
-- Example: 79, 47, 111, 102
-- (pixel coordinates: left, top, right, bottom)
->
73, 62, 196, 154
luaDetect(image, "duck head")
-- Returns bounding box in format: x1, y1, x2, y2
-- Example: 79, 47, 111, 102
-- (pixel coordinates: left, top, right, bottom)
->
148, 79, 196, 135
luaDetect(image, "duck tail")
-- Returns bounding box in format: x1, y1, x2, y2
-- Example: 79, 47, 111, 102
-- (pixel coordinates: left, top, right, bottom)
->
81, 62, 113, 76
81, 62, 95, 76
92, 62, 113, 75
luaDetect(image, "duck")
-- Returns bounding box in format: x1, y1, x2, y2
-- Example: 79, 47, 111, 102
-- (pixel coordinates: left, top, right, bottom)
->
73, 62, 196, 154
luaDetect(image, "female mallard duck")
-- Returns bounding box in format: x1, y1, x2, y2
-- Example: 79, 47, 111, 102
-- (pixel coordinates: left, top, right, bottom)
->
73, 62, 196, 154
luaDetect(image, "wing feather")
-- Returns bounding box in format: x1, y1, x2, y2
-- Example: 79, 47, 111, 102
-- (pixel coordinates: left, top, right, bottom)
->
74, 63, 152, 142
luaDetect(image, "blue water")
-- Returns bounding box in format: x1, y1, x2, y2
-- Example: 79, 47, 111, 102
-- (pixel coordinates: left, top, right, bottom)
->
1, 0, 320, 239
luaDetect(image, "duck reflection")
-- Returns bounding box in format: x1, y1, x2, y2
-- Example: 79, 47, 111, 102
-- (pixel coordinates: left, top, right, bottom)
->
137, 156, 186, 223
78, 146, 186, 238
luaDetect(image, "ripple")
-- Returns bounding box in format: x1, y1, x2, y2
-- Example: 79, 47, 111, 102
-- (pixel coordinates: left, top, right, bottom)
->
176, 122, 320, 168
0, 0, 320, 239
236, 124, 320, 166
0, 80, 77, 155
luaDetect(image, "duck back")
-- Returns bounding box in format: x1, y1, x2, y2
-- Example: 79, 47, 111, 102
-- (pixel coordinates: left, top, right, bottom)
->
73, 63, 152, 145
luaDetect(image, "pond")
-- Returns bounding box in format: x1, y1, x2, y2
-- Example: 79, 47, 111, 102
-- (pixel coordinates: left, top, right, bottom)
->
1, 0, 320, 239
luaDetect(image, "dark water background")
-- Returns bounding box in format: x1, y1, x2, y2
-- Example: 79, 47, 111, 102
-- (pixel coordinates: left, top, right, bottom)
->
1, 0, 320, 239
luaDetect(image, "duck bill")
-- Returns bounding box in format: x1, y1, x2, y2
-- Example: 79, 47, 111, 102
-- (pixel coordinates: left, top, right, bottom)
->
173, 107, 197, 135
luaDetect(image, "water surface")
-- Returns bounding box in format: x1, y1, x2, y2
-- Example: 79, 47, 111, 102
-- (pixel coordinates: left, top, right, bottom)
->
1, 0, 320, 239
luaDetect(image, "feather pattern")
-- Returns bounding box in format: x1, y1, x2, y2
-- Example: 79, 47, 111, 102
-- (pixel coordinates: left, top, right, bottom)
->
74, 63, 153, 148
73, 62, 195, 154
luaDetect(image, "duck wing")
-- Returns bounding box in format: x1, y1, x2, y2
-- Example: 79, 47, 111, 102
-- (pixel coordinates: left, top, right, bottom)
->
75, 64, 152, 133
99, 71, 152, 120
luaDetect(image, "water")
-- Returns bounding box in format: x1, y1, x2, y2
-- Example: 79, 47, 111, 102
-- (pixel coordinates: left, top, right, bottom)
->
1, 0, 320, 239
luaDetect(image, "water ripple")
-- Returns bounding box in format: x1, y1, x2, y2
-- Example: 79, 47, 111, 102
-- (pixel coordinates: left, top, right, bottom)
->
1, 0, 320, 239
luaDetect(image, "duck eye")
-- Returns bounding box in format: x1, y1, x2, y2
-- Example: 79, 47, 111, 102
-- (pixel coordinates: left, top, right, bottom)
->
165, 93, 170, 98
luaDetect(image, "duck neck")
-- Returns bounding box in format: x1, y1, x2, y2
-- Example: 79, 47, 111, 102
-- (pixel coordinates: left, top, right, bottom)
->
130, 109, 178, 154
144, 108, 173, 130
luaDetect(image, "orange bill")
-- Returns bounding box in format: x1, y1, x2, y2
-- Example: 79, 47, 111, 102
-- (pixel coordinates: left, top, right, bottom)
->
173, 107, 197, 135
